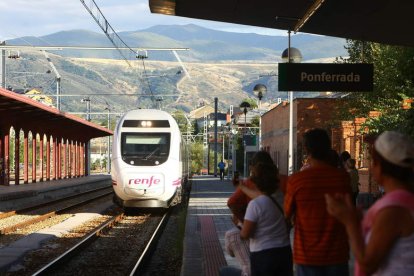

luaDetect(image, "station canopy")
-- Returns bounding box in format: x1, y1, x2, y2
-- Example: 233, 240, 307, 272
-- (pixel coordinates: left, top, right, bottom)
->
149, 0, 414, 48
0, 88, 112, 141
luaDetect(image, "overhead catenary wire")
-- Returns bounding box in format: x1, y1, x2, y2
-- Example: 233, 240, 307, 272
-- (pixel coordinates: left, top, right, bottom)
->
4, 1, 190, 109
79, 0, 136, 68
79, 0, 178, 107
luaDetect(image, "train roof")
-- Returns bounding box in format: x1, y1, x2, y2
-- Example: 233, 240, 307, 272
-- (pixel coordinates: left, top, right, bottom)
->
121, 109, 173, 120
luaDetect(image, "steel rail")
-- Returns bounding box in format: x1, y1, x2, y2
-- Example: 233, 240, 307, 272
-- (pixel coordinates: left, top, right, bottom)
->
32, 212, 125, 276
0, 186, 111, 220
0, 188, 113, 235
129, 210, 170, 275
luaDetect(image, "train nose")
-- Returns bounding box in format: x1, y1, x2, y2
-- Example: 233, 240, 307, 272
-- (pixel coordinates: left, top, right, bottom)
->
123, 173, 165, 197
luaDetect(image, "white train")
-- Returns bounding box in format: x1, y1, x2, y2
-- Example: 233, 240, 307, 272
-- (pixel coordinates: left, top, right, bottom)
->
111, 109, 189, 208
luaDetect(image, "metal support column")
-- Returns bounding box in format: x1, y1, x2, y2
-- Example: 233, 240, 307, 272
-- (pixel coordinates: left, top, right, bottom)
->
214, 97, 218, 177
203, 112, 208, 173
0, 41, 5, 89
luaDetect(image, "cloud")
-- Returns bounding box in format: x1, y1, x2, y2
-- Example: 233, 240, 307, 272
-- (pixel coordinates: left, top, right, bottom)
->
0, 0, 286, 40
0, 0, 94, 38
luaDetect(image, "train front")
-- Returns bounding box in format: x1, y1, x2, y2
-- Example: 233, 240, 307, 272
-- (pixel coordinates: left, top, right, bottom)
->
111, 110, 182, 208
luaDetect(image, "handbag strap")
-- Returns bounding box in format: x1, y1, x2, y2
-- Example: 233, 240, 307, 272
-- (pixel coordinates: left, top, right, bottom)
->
267, 195, 291, 230
267, 195, 284, 214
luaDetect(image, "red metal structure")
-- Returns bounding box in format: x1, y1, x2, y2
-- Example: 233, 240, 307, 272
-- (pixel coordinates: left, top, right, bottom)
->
0, 87, 113, 185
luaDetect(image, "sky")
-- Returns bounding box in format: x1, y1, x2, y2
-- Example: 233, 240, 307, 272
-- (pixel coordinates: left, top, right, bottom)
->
0, 0, 287, 41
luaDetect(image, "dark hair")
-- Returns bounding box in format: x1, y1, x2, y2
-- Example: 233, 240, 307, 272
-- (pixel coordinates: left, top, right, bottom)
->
340, 151, 351, 162
250, 162, 279, 195
303, 128, 331, 161
339, 151, 351, 168
250, 151, 274, 166
372, 148, 414, 188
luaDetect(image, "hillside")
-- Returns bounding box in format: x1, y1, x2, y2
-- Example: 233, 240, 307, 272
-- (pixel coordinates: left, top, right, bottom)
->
6, 52, 290, 113
8, 24, 347, 61
4, 24, 346, 118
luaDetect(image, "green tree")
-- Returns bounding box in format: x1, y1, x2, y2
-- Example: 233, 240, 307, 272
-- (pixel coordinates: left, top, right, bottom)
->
172, 110, 191, 134
240, 98, 258, 109
339, 40, 414, 136
193, 120, 200, 135
250, 115, 260, 127
190, 142, 204, 174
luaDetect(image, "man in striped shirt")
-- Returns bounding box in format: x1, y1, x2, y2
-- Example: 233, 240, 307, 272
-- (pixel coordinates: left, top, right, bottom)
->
284, 128, 351, 276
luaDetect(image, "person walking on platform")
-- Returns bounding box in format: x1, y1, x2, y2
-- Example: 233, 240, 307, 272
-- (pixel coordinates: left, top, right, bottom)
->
220, 214, 251, 276
218, 160, 226, 180
240, 162, 293, 276
326, 130, 414, 276
284, 128, 351, 276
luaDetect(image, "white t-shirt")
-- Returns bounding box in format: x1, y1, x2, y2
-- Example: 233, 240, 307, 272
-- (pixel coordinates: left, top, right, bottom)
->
244, 195, 290, 252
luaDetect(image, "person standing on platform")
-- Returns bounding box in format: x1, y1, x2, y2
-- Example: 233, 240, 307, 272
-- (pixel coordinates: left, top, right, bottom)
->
326, 131, 414, 276
219, 214, 251, 276
345, 158, 360, 205
339, 150, 351, 169
218, 160, 226, 180
227, 151, 274, 222
240, 162, 293, 276
284, 128, 351, 276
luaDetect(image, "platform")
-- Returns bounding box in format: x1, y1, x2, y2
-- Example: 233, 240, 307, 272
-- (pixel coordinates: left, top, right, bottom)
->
181, 175, 357, 276
181, 175, 240, 276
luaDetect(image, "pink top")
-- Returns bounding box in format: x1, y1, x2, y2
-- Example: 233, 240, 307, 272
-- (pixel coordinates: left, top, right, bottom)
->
355, 189, 414, 276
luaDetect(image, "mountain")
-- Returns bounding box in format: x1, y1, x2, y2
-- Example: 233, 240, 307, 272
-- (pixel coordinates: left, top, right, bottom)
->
7, 24, 347, 61
4, 24, 347, 117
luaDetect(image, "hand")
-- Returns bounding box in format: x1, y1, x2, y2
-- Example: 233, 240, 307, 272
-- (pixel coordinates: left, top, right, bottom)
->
232, 172, 240, 186
325, 193, 357, 225
231, 214, 240, 226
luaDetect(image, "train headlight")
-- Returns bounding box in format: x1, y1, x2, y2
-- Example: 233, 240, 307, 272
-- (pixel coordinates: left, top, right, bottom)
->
140, 121, 152, 127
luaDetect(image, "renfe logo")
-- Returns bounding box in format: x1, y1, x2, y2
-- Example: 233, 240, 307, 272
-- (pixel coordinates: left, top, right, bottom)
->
128, 176, 161, 188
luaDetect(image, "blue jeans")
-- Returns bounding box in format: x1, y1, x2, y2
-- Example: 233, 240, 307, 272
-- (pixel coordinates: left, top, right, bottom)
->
296, 263, 349, 276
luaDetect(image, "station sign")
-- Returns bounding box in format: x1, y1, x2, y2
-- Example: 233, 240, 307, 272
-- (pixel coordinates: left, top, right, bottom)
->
278, 63, 373, 92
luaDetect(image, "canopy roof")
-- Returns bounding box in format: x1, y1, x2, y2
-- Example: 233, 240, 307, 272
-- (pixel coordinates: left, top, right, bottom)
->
149, 0, 414, 47
0, 88, 112, 141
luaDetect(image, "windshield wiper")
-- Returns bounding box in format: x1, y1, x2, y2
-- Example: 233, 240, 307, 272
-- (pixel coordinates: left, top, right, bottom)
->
143, 147, 159, 160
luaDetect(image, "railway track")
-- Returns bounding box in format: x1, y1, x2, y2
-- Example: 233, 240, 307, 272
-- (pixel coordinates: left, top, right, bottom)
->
0, 186, 113, 236
31, 210, 171, 275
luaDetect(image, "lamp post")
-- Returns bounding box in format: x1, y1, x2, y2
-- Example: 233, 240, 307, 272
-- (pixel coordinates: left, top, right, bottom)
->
221, 125, 225, 160
81, 97, 91, 121
253, 84, 267, 149
240, 101, 251, 133
281, 31, 302, 175
240, 101, 251, 177
230, 125, 238, 179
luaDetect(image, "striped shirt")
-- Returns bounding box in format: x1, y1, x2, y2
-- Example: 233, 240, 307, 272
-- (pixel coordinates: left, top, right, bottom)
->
284, 164, 351, 265
224, 226, 251, 276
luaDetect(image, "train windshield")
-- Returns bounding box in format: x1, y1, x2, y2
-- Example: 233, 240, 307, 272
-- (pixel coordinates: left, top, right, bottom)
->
121, 132, 170, 166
